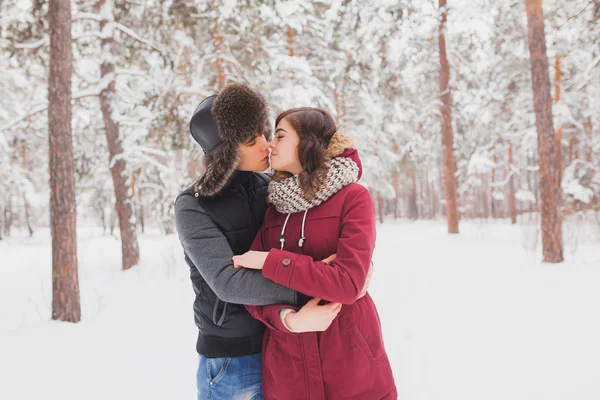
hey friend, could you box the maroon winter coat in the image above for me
[246,149,397,399]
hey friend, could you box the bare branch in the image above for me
[556,0,598,33]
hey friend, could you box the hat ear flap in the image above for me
[194,144,240,197]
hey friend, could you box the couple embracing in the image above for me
[175,83,397,400]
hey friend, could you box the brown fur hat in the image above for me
[212,83,272,144]
[193,83,270,197]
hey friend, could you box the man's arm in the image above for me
[175,194,297,306]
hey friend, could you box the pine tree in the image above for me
[48,0,81,322]
[524,0,564,263]
[438,0,460,233]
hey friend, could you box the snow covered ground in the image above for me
[1,218,600,400]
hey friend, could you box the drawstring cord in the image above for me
[279,210,309,250]
[279,214,292,250]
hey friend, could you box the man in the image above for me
[175,84,339,400]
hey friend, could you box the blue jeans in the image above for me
[197,353,263,400]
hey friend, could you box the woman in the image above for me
[232,108,397,399]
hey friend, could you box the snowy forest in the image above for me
[1,0,600,398]
[0,0,600,241]
[2,0,599,253]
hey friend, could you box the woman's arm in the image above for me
[244,238,342,334]
[236,187,375,305]
[246,298,341,334]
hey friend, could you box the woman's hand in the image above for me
[285,298,341,333]
[232,251,269,270]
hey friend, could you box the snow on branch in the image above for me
[14,37,48,50]
[72,13,105,22]
[73,31,107,41]
[0,77,117,134]
[73,73,116,98]
[115,23,166,53]
[0,103,48,133]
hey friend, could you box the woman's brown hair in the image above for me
[273,107,337,199]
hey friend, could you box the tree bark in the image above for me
[554,54,563,199]
[211,0,226,89]
[481,173,490,219]
[287,25,295,57]
[23,193,34,237]
[4,195,12,236]
[48,0,81,322]
[138,186,145,234]
[524,0,564,263]
[377,192,384,224]
[438,0,460,233]
[98,0,140,270]
[585,118,593,164]
[508,141,517,224]
[491,154,497,219]
[392,140,400,219]
[407,167,418,220]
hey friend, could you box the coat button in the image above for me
[282,257,291,266]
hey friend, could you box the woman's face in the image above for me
[269,117,303,175]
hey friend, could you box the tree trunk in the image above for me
[131,167,143,232]
[481,173,490,219]
[430,173,439,219]
[110,208,117,236]
[20,139,34,236]
[392,140,400,219]
[585,118,593,164]
[4,195,12,236]
[525,0,564,263]
[554,54,563,200]
[377,192,384,224]
[48,0,81,322]
[139,187,145,234]
[101,206,107,235]
[526,154,536,217]
[407,167,418,220]
[23,193,34,237]
[491,154,497,219]
[424,169,432,219]
[211,0,226,89]
[438,0,460,233]
[98,0,140,270]
[508,141,517,224]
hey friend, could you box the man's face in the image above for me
[237,134,270,172]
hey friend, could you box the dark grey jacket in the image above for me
[175,172,299,357]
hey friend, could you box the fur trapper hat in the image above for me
[190,83,271,197]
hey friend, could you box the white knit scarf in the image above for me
[268,157,359,214]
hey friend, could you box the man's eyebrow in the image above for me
[245,135,259,144]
